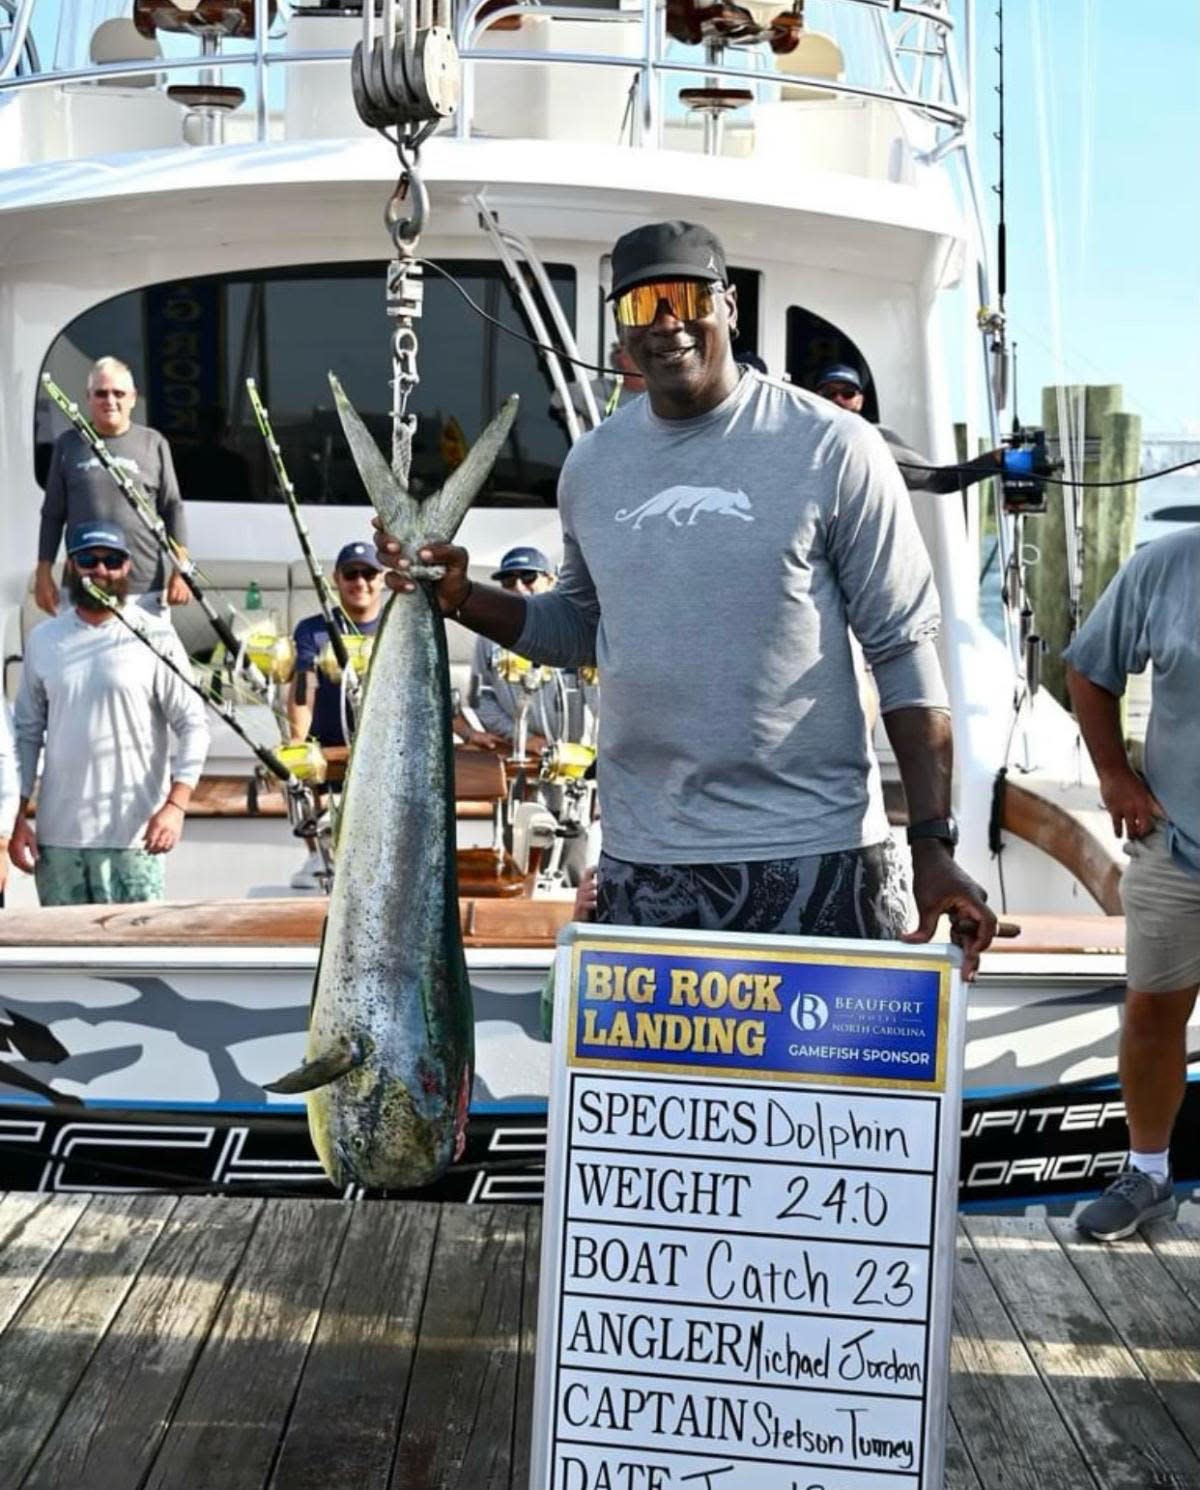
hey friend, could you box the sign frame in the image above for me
[531,922,966,1490]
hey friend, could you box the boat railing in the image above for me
[0,0,968,158]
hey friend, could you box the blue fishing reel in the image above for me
[1001,427,1057,514]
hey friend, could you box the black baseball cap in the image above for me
[335,541,381,572]
[609,221,728,299]
[815,363,865,393]
[491,546,553,580]
[66,520,130,556]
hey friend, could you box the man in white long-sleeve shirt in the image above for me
[0,703,18,907]
[9,521,209,906]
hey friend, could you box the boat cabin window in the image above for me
[37,261,578,508]
[785,305,878,422]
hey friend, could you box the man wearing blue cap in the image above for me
[288,541,388,755]
[468,547,572,754]
[815,364,1004,495]
[9,521,209,905]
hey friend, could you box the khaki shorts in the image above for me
[1120,824,1200,993]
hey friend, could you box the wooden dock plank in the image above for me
[964,1215,1200,1490]
[1050,1217,1200,1462]
[949,1224,1098,1489]
[19,1196,262,1490]
[510,1208,541,1490]
[1146,1219,1200,1314]
[268,1201,440,1490]
[391,1205,529,1490]
[0,1193,89,1335]
[944,1411,985,1490]
[142,1198,351,1490]
[0,1194,177,1488]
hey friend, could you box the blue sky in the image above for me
[959,0,1200,433]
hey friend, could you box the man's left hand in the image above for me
[166,571,191,606]
[901,843,997,980]
[145,802,185,854]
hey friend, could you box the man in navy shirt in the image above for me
[288,541,386,751]
[287,541,385,888]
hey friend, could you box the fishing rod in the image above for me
[245,377,357,676]
[80,579,303,792]
[41,372,272,698]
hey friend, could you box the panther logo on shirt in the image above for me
[614,484,754,531]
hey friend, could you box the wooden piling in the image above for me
[1030,385,1135,705]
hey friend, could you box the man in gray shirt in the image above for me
[36,357,191,615]
[1065,529,1200,1240]
[10,520,209,906]
[382,220,996,975]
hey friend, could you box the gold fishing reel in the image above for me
[243,627,296,684]
[541,741,596,784]
[318,632,375,683]
[277,740,329,784]
[577,665,599,687]
[495,650,553,689]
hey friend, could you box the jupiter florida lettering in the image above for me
[530,926,965,1490]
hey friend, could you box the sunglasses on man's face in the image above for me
[499,571,540,588]
[340,567,379,583]
[820,384,862,401]
[89,388,131,401]
[613,280,723,329]
[73,551,127,571]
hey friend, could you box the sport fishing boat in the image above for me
[0,0,1195,1206]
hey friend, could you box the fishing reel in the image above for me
[241,627,296,685]
[318,632,375,684]
[1000,427,1058,515]
[495,651,554,691]
[540,741,596,786]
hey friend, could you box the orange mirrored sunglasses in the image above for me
[613,279,722,328]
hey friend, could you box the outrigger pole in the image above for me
[40,372,269,692]
[245,377,356,676]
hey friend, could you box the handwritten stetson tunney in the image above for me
[531,923,965,1490]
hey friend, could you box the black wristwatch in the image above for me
[906,816,959,849]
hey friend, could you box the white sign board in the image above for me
[531,925,965,1490]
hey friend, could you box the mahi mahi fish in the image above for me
[265,375,519,1189]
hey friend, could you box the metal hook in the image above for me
[385,156,429,248]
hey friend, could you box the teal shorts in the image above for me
[34,846,165,907]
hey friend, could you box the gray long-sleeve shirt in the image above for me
[1063,528,1200,878]
[39,426,187,597]
[516,371,947,864]
[15,608,209,849]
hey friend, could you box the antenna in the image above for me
[994,0,1007,313]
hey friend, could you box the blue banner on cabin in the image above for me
[143,279,223,446]
[571,944,945,1088]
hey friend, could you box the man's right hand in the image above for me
[1098,764,1164,839]
[373,520,471,616]
[8,818,38,873]
[34,563,59,616]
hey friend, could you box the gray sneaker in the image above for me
[1076,1167,1176,1241]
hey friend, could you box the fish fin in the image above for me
[424,395,520,542]
[263,1037,365,1094]
[328,373,418,535]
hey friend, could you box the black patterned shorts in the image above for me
[596,841,910,941]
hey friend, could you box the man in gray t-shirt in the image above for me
[1064,529,1200,1240]
[36,357,191,615]
[379,220,996,975]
